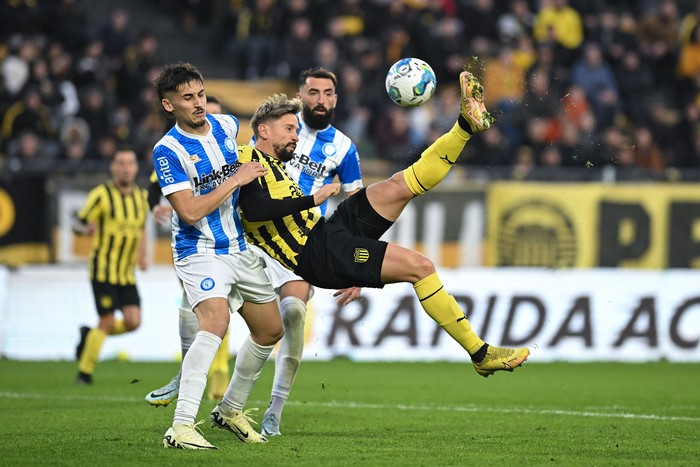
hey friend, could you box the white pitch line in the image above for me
[1,392,698,423]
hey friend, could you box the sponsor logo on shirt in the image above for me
[156,155,175,184]
[193,163,239,191]
[289,153,328,178]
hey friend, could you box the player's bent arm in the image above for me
[239,181,316,222]
[314,183,341,205]
[167,162,267,225]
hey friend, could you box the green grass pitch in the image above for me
[1,359,698,465]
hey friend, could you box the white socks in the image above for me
[267,296,307,418]
[173,330,221,425]
[178,291,198,359]
[221,335,275,413]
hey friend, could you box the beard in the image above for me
[275,142,296,162]
[302,104,334,130]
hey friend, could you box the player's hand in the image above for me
[152,204,172,227]
[138,257,149,271]
[333,287,362,305]
[313,183,341,206]
[233,162,268,186]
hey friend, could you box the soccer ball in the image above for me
[385,58,437,107]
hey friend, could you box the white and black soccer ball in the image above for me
[385,58,437,107]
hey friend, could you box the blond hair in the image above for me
[250,94,302,138]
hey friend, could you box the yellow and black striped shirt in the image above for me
[237,145,320,271]
[77,181,149,285]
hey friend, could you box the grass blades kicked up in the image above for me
[1,360,698,466]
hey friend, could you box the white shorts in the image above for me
[174,250,277,312]
[248,244,314,298]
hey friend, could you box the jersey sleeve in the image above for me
[77,185,104,224]
[336,142,363,192]
[152,143,191,196]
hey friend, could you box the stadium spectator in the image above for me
[1,86,55,146]
[570,43,621,128]
[6,130,58,173]
[533,0,584,65]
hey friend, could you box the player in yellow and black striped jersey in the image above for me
[237,144,322,272]
[74,147,149,385]
[239,83,530,380]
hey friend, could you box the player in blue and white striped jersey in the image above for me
[254,68,364,437]
[286,69,363,215]
[152,62,281,450]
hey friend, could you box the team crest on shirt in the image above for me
[188,154,201,163]
[200,277,215,291]
[100,295,113,309]
[322,143,337,157]
[224,137,236,153]
[353,248,369,263]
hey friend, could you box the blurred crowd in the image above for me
[2,0,700,181]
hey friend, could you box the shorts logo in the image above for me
[322,143,337,157]
[353,248,370,263]
[224,137,236,153]
[100,295,113,309]
[200,277,215,291]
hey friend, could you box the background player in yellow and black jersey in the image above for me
[74,147,149,384]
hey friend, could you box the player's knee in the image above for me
[257,325,284,346]
[408,253,436,282]
[280,296,307,331]
[390,171,416,200]
[125,317,141,331]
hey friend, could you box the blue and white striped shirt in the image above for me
[252,112,363,216]
[152,114,246,260]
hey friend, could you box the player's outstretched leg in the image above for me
[402,70,493,196]
[472,346,530,377]
[413,271,529,377]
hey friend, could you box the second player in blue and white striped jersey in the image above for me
[153,112,245,260]
[287,112,361,215]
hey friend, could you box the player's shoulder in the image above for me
[237,144,254,161]
[208,113,239,130]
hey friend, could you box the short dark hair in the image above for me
[207,95,220,105]
[298,67,337,90]
[111,146,137,162]
[153,62,204,100]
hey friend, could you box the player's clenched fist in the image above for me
[313,183,340,206]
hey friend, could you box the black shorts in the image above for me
[295,188,393,289]
[91,280,141,316]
